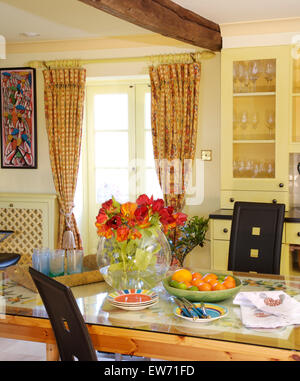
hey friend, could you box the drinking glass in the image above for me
[248,60,261,91]
[252,112,259,129]
[264,61,275,90]
[240,111,248,132]
[265,110,275,136]
[67,249,83,275]
[49,249,65,277]
[252,162,259,178]
[32,248,49,276]
[237,62,246,92]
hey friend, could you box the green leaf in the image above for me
[134,248,153,271]
[111,196,121,212]
[108,263,123,272]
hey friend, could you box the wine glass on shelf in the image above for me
[238,160,245,177]
[264,61,275,90]
[239,111,248,137]
[237,62,246,92]
[252,111,259,130]
[265,110,275,137]
[253,161,259,178]
[248,60,261,92]
[266,160,275,178]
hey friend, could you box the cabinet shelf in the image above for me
[233,92,276,97]
[233,140,275,143]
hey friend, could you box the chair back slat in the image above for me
[228,202,285,274]
[29,266,97,361]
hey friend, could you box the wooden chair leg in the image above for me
[46,343,59,361]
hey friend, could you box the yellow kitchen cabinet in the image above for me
[221,46,290,209]
[290,49,300,151]
[211,240,229,271]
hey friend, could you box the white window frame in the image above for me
[81,76,161,254]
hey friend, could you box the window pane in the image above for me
[145,92,151,130]
[145,130,155,167]
[145,168,163,199]
[96,168,129,204]
[94,93,128,130]
[95,131,128,168]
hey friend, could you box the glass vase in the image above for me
[96,228,171,290]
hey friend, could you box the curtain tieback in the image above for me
[60,204,76,249]
[60,204,75,227]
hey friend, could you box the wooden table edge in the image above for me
[0,314,299,361]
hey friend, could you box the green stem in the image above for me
[120,242,128,286]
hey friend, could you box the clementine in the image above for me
[197,282,212,291]
[211,281,226,291]
[224,275,235,283]
[222,280,235,289]
[191,278,204,288]
[201,273,218,283]
[192,272,202,280]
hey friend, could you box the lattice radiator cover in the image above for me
[0,207,43,265]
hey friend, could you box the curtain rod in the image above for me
[28,50,215,69]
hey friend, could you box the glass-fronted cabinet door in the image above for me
[292,56,300,145]
[221,46,289,195]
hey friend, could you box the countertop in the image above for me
[209,207,300,223]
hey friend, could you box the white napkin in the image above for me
[233,291,300,328]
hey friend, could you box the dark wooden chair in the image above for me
[0,230,20,269]
[228,201,285,274]
[29,266,98,361]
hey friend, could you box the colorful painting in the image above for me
[0,67,37,168]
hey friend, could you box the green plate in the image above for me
[162,274,242,302]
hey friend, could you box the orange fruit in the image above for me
[192,272,202,280]
[211,281,226,291]
[222,278,236,289]
[183,281,192,288]
[191,278,204,288]
[224,275,235,283]
[222,280,235,289]
[201,273,218,283]
[171,269,193,283]
[207,277,219,285]
[197,282,212,291]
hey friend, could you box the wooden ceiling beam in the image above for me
[78,0,222,51]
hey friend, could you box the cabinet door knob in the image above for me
[297,232,300,237]
[272,199,277,204]
[230,198,235,203]
[279,183,284,188]
[223,228,228,233]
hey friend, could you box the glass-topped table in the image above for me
[0,269,300,361]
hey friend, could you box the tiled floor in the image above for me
[0,337,157,361]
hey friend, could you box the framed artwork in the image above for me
[0,67,37,168]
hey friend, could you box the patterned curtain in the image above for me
[149,63,201,266]
[149,63,201,212]
[43,68,86,249]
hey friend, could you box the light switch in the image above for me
[201,150,212,161]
